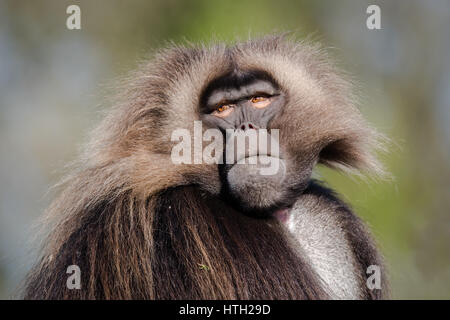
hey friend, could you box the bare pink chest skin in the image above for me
[273,208,290,224]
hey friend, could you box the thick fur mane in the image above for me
[24,185,328,299]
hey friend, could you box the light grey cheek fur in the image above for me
[287,195,363,299]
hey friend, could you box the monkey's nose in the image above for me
[239,122,258,131]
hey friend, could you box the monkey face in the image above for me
[199,70,313,218]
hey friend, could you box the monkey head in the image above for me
[108,36,384,219]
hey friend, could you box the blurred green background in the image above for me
[0,0,449,299]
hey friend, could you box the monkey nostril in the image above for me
[240,122,257,131]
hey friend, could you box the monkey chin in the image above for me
[225,156,289,219]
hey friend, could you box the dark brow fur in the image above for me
[200,70,279,112]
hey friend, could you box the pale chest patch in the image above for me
[287,196,363,299]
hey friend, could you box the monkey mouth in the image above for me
[234,154,280,164]
[231,148,281,163]
[230,155,286,177]
[225,156,287,215]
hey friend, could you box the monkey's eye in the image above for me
[250,96,271,109]
[211,104,235,118]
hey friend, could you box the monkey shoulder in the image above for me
[287,180,387,299]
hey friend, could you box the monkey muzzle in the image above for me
[226,155,286,209]
[224,129,287,212]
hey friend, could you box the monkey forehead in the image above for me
[206,80,277,106]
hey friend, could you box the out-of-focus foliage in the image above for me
[0,0,449,299]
